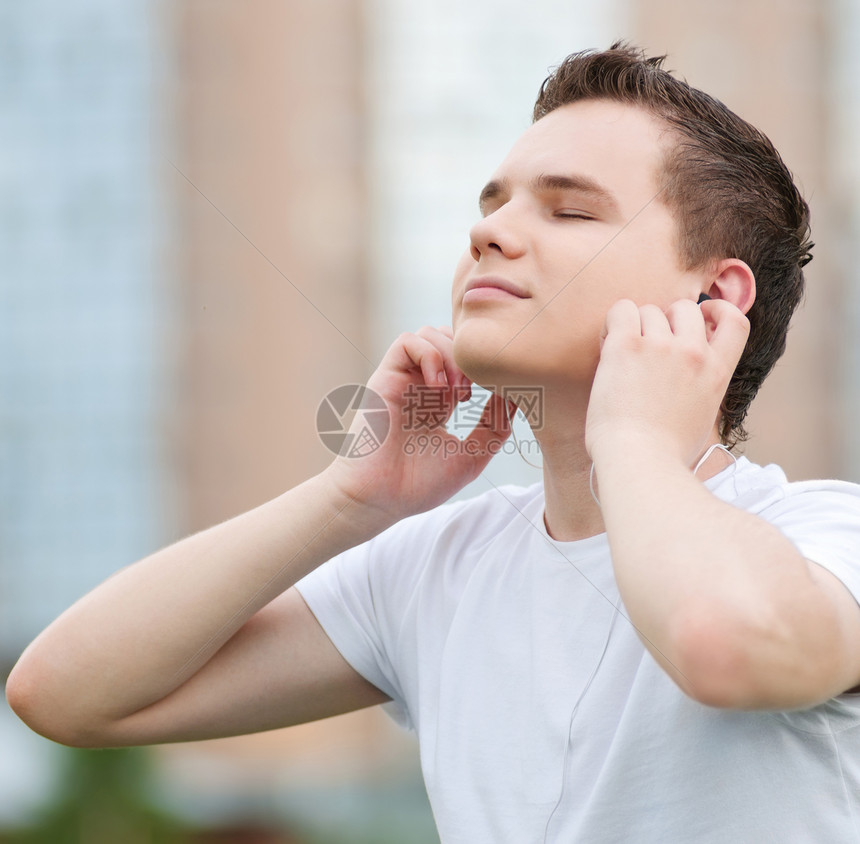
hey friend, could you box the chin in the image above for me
[452,321,539,391]
[453,318,597,392]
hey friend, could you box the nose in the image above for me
[468,203,526,262]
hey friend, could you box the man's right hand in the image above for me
[325,325,512,523]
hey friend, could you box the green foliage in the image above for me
[6,746,185,844]
[0,745,437,843]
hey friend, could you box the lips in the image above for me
[464,276,529,299]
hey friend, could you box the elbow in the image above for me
[667,601,772,709]
[6,661,111,749]
[6,663,62,743]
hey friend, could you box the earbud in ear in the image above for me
[697,293,711,305]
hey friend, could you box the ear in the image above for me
[704,259,756,315]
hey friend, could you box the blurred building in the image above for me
[0,0,173,832]
[0,0,167,673]
[2,0,860,840]
[634,0,856,479]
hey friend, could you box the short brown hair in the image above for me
[534,43,813,446]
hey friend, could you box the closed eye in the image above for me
[554,210,595,220]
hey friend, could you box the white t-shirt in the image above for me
[296,458,860,843]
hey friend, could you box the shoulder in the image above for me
[300,481,545,598]
[714,457,860,600]
[374,481,545,562]
[438,481,545,529]
[709,457,860,518]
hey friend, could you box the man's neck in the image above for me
[531,394,727,543]
[527,389,605,542]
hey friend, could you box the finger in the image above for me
[457,379,473,404]
[463,391,511,453]
[437,324,473,397]
[639,304,672,338]
[417,325,470,395]
[701,300,750,360]
[601,299,641,346]
[384,332,449,386]
[416,326,454,385]
[416,325,453,349]
[665,298,705,339]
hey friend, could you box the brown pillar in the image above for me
[171,0,373,532]
[165,0,406,777]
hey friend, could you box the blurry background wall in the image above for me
[634,0,854,479]
[2,0,859,841]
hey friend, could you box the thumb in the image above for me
[462,392,512,455]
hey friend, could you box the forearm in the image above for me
[592,436,836,707]
[8,468,393,730]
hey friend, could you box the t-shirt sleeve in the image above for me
[754,481,860,720]
[761,480,860,606]
[294,484,543,732]
[722,474,860,720]
[294,498,472,731]
[295,531,412,728]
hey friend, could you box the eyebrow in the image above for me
[478,173,619,214]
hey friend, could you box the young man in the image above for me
[8,44,860,841]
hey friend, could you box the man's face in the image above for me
[451,99,704,390]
